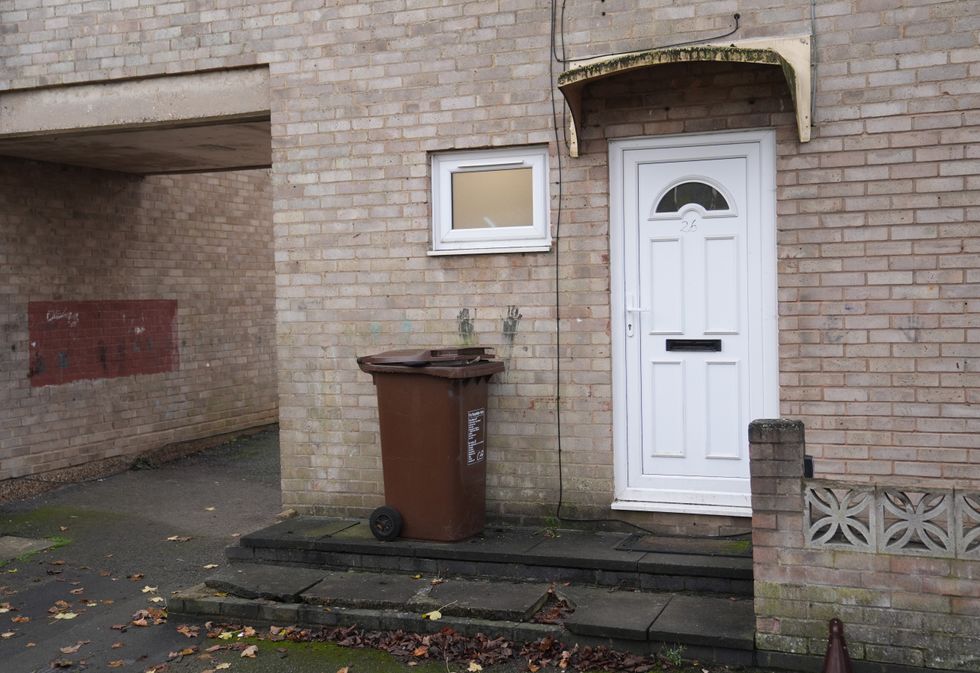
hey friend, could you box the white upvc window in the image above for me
[429,146,551,255]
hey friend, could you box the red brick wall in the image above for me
[0,159,277,481]
[28,300,179,386]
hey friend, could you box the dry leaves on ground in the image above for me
[202,622,683,673]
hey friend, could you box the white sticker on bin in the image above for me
[466,408,486,465]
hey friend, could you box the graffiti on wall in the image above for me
[28,300,178,387]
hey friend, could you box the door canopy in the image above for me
[557,36,811,157]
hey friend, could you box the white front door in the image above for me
[610,131,778,516]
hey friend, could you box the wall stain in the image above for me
[457,308,475,346]
[503,305,522,343]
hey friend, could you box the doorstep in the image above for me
[170,564,756,666]
[228,517,753,596]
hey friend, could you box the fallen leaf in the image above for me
[177,624,199,638]
[241,645,258,658]
[1,631,15,639]
[218,631,235,640]
[242,626,256,638]
[215,665,231,671]
[127,574,143,581]
[423,610,442,620]
[60,644,82,654]
[468,663,483,672]
[141,586,158,594]
[336,668,349,673]
[51,659,73,668]
[111,642,124,649]
[205,507,216,511]
[412,645,429,657]
[0,603,11,613]
[49,560,66,566]
[149,597,165,604]
[107,661,125,668]
[413,574,422,579]
[430,578,446,586]
[203,564,219,570]
[165,536,192,543]
[6,569,17,574]
[205,644,222,653]
[11,616,29,623]
[59,526,69,532]
[69,588,85,595]
[53,612,78,620]
[26,641,36,647]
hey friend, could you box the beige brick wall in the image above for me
[0,158,277,481]
[0,0,977,521]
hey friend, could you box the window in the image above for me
[655,181,730,213]
[430,146,551,255]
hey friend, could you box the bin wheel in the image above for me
[369,506,402,541]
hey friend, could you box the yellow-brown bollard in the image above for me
[822,618,854,673]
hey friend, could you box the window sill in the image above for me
[427,245,552,256]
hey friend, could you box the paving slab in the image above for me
[560,586,671,641]
[205,564,326,601]
[616,533,752,557]
[407,526,547,563]
[522,531,646,571]
[301,570,425,609]
[409,578,550,621]
[647,594,755,650]
[240,518,358,549]
[0,535,54,561]
[315,521,414,556]
[636,552,753,579]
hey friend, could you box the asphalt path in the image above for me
[0,428,281,673]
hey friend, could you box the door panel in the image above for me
[611,132,777,515]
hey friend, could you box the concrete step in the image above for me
[170,563,756,666]
[227,517,753,597]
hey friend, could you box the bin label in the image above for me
[466,408,486,465]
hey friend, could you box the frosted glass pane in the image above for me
[656,181,729,213]
[452,167,533,229]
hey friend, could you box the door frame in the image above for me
[609,129,779,516]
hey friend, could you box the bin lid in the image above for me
[357,347,505,378]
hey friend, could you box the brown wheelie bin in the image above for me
[356,347,504,542]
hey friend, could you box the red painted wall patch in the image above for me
[28,300,179,387]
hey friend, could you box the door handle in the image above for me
[625,304,648,338]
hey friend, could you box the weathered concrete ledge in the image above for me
[0,67,270,138]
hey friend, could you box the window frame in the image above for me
[429,146,551,255]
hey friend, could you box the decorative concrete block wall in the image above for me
[750,419,980,671]
[0,159,277,486]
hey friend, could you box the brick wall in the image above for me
[750,420,980,670]
[0,1,977,522]
[0,158,277,482]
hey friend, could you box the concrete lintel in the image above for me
[0,67,270,138]
[558,36,812,156]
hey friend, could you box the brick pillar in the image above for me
[749,419,807,653]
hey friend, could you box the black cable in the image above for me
[552,12,741,65]
[547,1,750,540]
[548,0,565,524]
